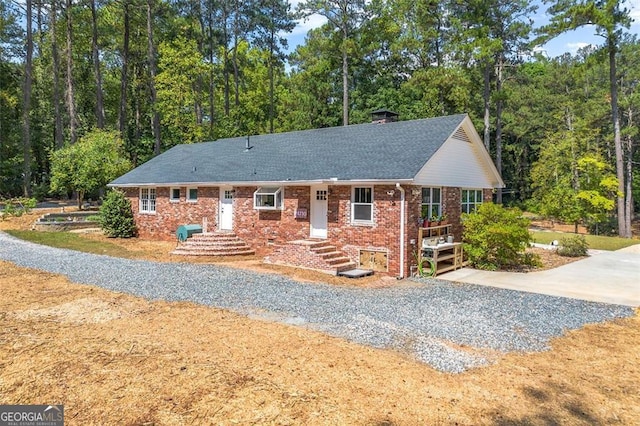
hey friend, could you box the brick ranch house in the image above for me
[109,111,503,278]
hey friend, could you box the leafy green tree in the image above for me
[462,203,536,270]
[156,36,208,148]
[50,129,132,208]
[539,0,632,237]
[99,189,137,237]
[252,0,296,133]
[297,0,368,126]
[451,0,537,203]
[530,117,618,232]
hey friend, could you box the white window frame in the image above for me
[351,186,374,224]
[187,187,198,202]
[421,187,442,220]
[170,187,180,203]
[462,189,483,214]
[139,187,156,214]
[253,186,283,210]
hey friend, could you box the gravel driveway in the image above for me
[0,231,633,373]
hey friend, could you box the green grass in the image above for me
[530,231,640,251]
[5,230,132,257]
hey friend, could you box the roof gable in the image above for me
[110,114,492,186]
[413,116,504,188]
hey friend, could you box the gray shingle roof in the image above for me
[110,114,467,186]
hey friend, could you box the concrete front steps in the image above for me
[264,239,357,275]
[171,232,255,256]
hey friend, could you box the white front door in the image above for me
[219,187,234,230]
[310,185,328,238]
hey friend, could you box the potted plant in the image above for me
[440,214,449,226]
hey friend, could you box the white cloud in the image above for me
[291,13,328,36]
[566,42,592,53]
[629,0,640,23]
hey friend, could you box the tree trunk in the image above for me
[341,19,350,127]
[90,0,105,128]
[608,39,630,238]
[495,54,504,204]
[624,106,634,237]
[207,5,215,133]
[22,0,33,197]
[65,0,79,144]
[483,60,491,151]
[232,0,240,109]
[146,0,162,156]
[51,0,64,149]
[222,6,230,116]
[268,30,275,134]
[118,0,130,138]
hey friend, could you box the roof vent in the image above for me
[245,136,253,151]
[371,109,399,124]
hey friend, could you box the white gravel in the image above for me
[0,231,633,373]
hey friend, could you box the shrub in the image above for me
[557,235,589,257]
[98,189,137,238]
[462,203,536,270]
[586,216,618,236]
[0,197,37,219]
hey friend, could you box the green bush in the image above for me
[462,203,536,270]
[98,189,137,238]
[557,235,589,257]
[586,216,618,236]
[1,197,37,219]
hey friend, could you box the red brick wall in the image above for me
[234,186,311,253]
[124,186,219,241]
[329,185,402,276]
[124,184,488,277]
[443,187,463,240]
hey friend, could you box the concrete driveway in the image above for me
[439,245,640,307]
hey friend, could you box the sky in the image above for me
[285,0,640,58]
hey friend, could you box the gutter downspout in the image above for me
[396,183,405,279]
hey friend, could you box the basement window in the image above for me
[187,187,198,202]
[254,186,283,210]
[170,187,180,202]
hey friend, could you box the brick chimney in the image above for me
[371,109,399,124]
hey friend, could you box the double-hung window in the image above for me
[352,187,373,223]
[254,186,283,210]
[421,187,441,219]
[461,189,483,214]
[140,188,156,213]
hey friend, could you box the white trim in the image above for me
[219,186,234,230]
[351,186,374,224]
[310,185,328,238]
[461,188,484,214]
[412,116,505,189]
[187,186,198,202]
[420,187,442,220]
[169,187,180,203]
[397,183,406,278]
[108,179,415,188]
[254,186,283,210]
[139,187,156,214]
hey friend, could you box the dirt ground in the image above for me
[0,208,583,287]
[1,209,639,424]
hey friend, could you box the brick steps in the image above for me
[265,239,357,275]
[172,232,255,257]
